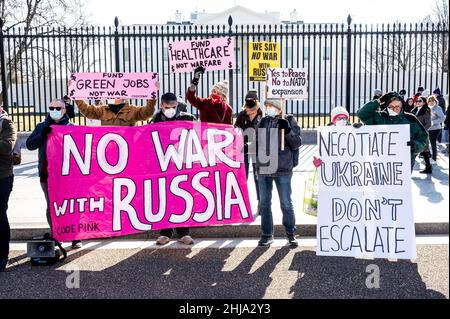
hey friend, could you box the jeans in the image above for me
[444,129,449,144]
[429,129,441,161]
[258,175,296,237]
[159,227,190,238]
[40,182,52,234]
[0,176,14,260]
[244,153,259,201]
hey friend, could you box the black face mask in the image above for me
[108,103,125,114]
[245,100,257,108]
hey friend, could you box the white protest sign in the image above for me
[316,124,416,260]
[266,67,308,99]
[69,72,159,100]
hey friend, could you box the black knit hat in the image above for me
[245,90,259,101]
[380,91,406,110]
[161,92,178,103]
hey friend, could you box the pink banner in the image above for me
[47,122,253,242]
[168,37,235,73]
[69,72,159,100]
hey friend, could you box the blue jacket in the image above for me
[26,115,73,182]
[255,114,302,176]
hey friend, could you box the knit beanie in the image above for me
[330,106,349,124]
[213,80,229,98]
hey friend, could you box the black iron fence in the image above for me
[0,15,448,131]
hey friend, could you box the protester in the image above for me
[357,92,428,172]
[427,95,445,163]
[72,81,159,126]
[186,66,233,124]
[63,95,75,119]
[412,86,424,104]
[26,100,82,248]
[328,106,350,126]
[405,97,415,113]
[151,93,197,246]
[410,96,432,174]
[255,98,302,247]
[372,88,382,100]
[444,102,450,154]
[399,89,407,101]
[433,87,447,114]
[0,106,16,271]
[235,89,263,206]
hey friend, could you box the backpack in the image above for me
[286,115,300,167]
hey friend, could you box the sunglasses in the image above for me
[49,107,62,111]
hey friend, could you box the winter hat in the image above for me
[330,106,349,124]
[245,89,259,101]
[161,92,178,103]
[373,88,382,97]
[399,89,406,95]
[433,87,441,95]
[264,98,283,110]
[213,80,229,98]
[422,89,430,97]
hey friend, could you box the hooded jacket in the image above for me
[357,100,429,166]
[26,115,73,182]
[0,112,17,179]
[75,99,156,126]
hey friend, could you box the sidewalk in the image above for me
[8,142,449,240]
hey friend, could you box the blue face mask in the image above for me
[266,108,278,117]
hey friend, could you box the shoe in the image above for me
[178,235,194,245]
[419,165,432,174]
[71,240,83,249]
[156,235,171,245]
[287,234,299,247]
[0,258,7,272]
[258,236,274,247]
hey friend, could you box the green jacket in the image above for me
[357,100,429,164]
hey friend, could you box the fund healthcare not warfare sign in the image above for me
[316,125,416,260]
[47,122,253,241]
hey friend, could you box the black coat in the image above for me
[234,108,263,154]
[150,110,196,123]
[255,114,302,177]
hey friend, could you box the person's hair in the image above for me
[417,96,427,104]
[406,97,414,105]
[427,95,437,104]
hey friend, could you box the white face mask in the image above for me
[163,108,177,119]
[266,108,278,117]
[387,108,399,116]
[49,110,63,121]
[335,119,348,126]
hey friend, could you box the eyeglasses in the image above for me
[415,100,423,103]
[49,107,62,111]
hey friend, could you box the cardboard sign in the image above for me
[316,125,416,260]
[249,42,280,81]
[47,122,253,241]
[266,68,308,99]
[168,37,235,73]
[69,72,159,100]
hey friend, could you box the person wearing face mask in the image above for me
[186,66,233,124]
[328,107,350,127]
[411,96,432,173]
[426,95,445,163]
[0,105,17,271]
[150,92,196,246]
[71,81,159,126]
[235,90,263,207]
[357,92,429,173]
[255,99,302,247]
[25,100,82,249]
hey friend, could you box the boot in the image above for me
[419,164,432,174]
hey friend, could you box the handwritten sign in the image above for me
[168,37,235,73]
[69,72,159,100]
[266,68,308,99]
[316,125,416,260]
[249,42,280,81]
[47,122,253,241]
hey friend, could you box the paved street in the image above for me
[1,236,448,299]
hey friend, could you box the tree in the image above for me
[0,0,90,108]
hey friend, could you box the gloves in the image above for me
[41,125,52,137]
[407,140,416,153]
[352,122,363,128]
[277,118,291,134]
[191,66,205,86]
